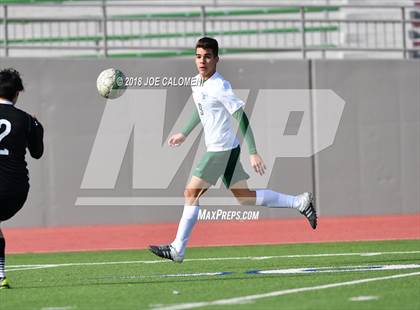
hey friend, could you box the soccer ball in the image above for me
[96,68,126,99]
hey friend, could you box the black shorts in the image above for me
[0,192,28,222]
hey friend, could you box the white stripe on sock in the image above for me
[0,257,5,278]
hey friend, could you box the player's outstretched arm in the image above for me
[232,108,266,175]
[27,115,44,159]
[168,109,201,147]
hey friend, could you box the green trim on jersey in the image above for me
[181,109,200,137]
[232,108,257,155]
[193,146,249,188]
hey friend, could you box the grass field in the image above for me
[1,240,420,310]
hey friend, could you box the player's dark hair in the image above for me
[0,68,24,101]
[196,37,219,57]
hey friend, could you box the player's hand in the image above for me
[250,154,266,176]
[168,133,186,147]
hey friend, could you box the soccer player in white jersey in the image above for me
[149,37,317,262]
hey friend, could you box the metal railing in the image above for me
[0,1,419,58]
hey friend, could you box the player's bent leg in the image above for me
[149,177,210,263]
[230,180,256,205]
[230,180,317,229]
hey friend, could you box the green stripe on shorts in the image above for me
[193,146,250,188]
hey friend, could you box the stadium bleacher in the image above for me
[0,0,418,58]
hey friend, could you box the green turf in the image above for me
[1,240,420,310]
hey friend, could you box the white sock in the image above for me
[256,189,300,209]
[171,205,200,257]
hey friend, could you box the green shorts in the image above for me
[193,146,250,188]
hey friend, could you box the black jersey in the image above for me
[0,103,43,195]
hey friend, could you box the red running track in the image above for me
[3,214,420,254]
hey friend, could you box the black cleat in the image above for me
[149,244,183,263]
[297,192,318,229]
[300,202,317,229]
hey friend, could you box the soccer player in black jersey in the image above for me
[0,68,44,289]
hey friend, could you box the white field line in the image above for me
[6,250,420,272]
[349,295,379,301]
[95,272,229,281]
[7,265,58,272]
[151,271,420,310]
[253,264,420,274]
[93,264,420,281]
[41,307,75,310]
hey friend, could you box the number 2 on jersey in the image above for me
[0,119,11,155]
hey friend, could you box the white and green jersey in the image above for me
[191,72,245,152]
